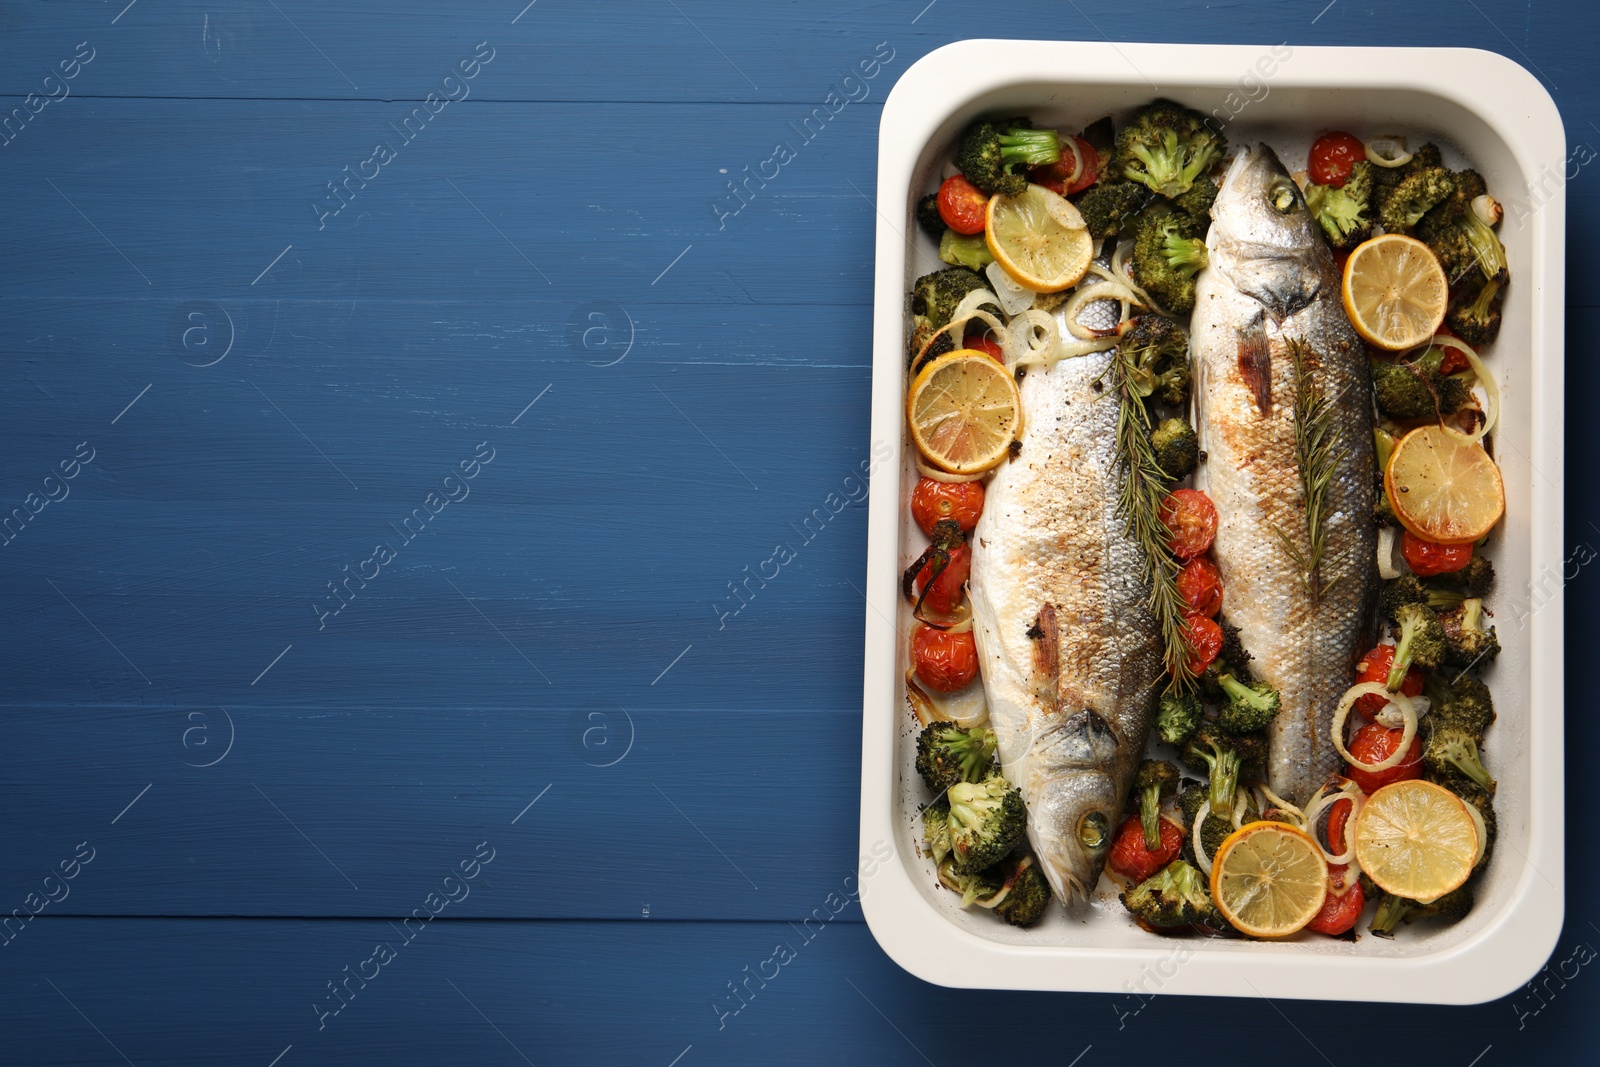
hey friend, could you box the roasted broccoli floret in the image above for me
[1185,735,1241,815]
[1217,673,1281,734]
[1369,142,1444,200]
[946,774,1027,873]
[1439,597,1500,671]
[956,117,1061,197]
[1176,781,1207,828]
[1436,554,1495,598]
[1445,271,1505,346]
[915,721,998,794]
[1074,181,1146,239]
[1135,759,1182,851]
[1378,166,1456,234]
[1118,314,1191,406]
[1370,883,1475,936]
[1132,204,1208,313]
[1423,721,1496,792]
[1197,617,1254,702]
[1113,101,1227,200]
[1172,176,1218,221]
[910,267,990,360]
[915,192,945,238]
[1416,170,1499,283]
[922,800,951,864]
[1156,690,1204,747]
[937,855,1007,907]
[1370,350,1470,420]
[1151,417,1199,478]
[1378,575,1429,623]
[995,854,1054,927]
[1121,859,1220,929]
[937,229,994,271]
[1305,160,1375,251]
[1388,602,1447,686]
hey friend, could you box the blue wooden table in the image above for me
[0,1,1594,1063]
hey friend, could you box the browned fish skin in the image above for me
[968,349,1165,902]
[1191,144,1378,805]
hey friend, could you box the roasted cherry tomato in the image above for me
[1307,863,1365,936]
[911,479,985,536]
[915,543,970,615]
[1029,135,1099,195]
[1160,489,1218,559]
[1352,644,1423,718]
[1176,557,1223,617]
[1344,721,1423,793]
[1326,797,1354,855]
[937,174,989,235]
[1182,613,1224,675]
[1309,131,1366,188]
[1433,326,1471,374]
[964,329,1005,362]
[1107,814,1184,884]
[912,624,978,692]
[1400,531,1473,577]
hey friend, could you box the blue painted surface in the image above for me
[0,0,1595,1062]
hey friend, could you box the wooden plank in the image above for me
[0,915,1571,1065]
[0,357,877,708]
[0,705,870,918]
[0,98,892,305]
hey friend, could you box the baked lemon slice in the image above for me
[1354,780,1480,903]
[985,184,1093,293]
[1209,821,1329,938]
[1341,234,1449,351]
[906,350,1022,475]
[1386,424,1505,544]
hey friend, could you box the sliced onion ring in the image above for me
[1256,783,1306,827]
[1012,335,1116,369]
[1367,136,1413,168]
[1009,309,1061,361]
[984,263,1035,316]
[1059,135,1084,187]
[1302,782,1364,865]
[1432,334,1499,443]
[1377,526,1401,580]
[915,454,987,483]
[1193,799,1215,877]
[1331,682,1418,772]
[1466,800,1488,867]
[1061,285,1125,340]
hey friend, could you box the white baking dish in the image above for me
[858,40,1565,1004]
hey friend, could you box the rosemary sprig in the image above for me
[1279,338,1347,601]
[1107,341,1195,690]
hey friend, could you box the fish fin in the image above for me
[1237,314,1273,415]
[1027,603,1059,697]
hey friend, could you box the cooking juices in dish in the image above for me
[901,103,1508,941]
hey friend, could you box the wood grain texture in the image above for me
[0,0,1597,1062]
[2,918,1585,1066]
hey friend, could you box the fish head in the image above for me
[1028,767,1120,903]
[1209,143,1328,322]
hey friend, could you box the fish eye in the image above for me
[1268,180,1299,214]
[1077,811,1110,851]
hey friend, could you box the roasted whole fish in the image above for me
[1191,144,1378,805]
[968,349,1165,902]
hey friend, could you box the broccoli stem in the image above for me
[1218,673,1267,710]
[1193,740,1240,815]
[1388,616,1422,689]
[1371,893,1415,936]
[1463,214,1507,279]
[997,127,1061,167]
[1140,784,1163,851]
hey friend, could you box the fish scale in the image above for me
[1191,144,1378,805]
[969,348,1164,903]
